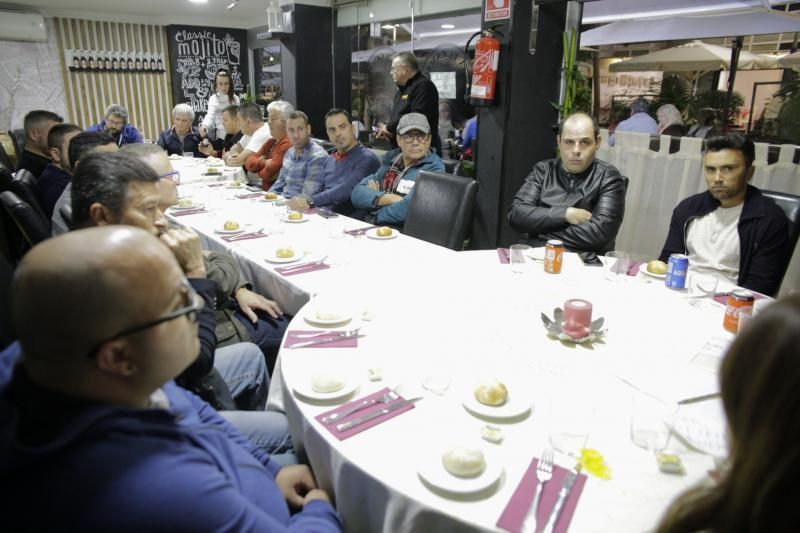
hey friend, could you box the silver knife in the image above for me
[335,397,420,432]
[541,469,579,533]
[287,333,363,350]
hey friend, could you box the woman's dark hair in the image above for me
[213,68,235,101]
[656,294,800,532]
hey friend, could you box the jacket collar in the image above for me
[696,184,765,222]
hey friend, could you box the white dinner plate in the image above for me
[226,183,246,190]
[293,379,357,402]
[168,154,183,161]
[462,386,534,419]
[303,309,353,327]
[366,228,398,240]
[638,263,666,279]
[282,216,309,223]
[265,252,302,264]
[418,446,503,495]
[260,196,281,203]
[169,201,204,210]
[214,225,246,235]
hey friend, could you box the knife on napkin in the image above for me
[541,468,579,533]
[287,331,363,349]
[335,397,420,432]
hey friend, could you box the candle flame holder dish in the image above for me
[541,307,607,344]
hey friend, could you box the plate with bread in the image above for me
[366,227,398,240]
[265,247,302,264]
[639,260,668,279]
[214,220,247,235]
[418,444,503,494]
[303,306,352,327]
[462,379,534,419]
[293,373,357,401]
[170,198,203,210]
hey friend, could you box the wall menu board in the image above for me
[166,25,249,122]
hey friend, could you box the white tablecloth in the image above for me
[168,192,732,533]
[170,155,245,185]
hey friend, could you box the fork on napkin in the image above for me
[283,330,359,349]
[222,231,268,242]
[275,260,330,276]
[236,192,265,199]
[344,225,377,236]
[170,208,208,217]
[314,387,417,440]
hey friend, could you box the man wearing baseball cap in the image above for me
[351,113,444,227]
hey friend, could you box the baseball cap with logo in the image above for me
[397,113,430,135]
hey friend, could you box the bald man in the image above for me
[0,226,341,531]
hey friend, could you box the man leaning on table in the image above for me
[268,110,330,199]
[659,134,791,297]
[508,112,626,254]
[224,102,271,168]
[286,108,380,214]
[351,113,444,227]
[0,226,342,532]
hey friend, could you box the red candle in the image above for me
[563,299,593,335]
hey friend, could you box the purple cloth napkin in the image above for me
[284,330,358,348]
[221,232,268,242]
[345,225,377,236]
[315,387,415,441]
[713,291,768,305]
[171,208,208,217]
[206,182,225,188]
[497,457,587,533]
[306,207,320,215]
[275,262,331,277]
[236,192,265,199]
[626,261,643,276]
[497,248,510,264]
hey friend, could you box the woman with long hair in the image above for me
[656,104,685,136]
[657,295,800,532]
[200,68,240,142]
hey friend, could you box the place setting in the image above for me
[365,226,398,240]
[417,440,505,497]
[461,378,535,421]
[314,386,421,440]
[266,247,332,276]
[167,198,207,217]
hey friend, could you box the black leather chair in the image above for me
[0,191,50,261]
[10,169,48,224]
[403,170,478,251]
[0,251,14,350]
[442,158,458,175]
[762,189,800,290]
[59,203,73,230]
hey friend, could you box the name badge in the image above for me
[396,179,415,195]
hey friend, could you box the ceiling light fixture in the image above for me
[441,24,455,29]
[188,0,208,4]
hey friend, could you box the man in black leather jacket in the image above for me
[508,113,626,254]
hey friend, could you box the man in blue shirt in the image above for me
[287,108,380,214]
[269,110,330,199]
[86,103,143,147]
[609,98,657,146]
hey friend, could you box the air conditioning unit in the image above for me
[0,11,46,42]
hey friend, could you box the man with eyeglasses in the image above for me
[351,113,444,227]
[508,112,626,255]
[376,52,441,155]
[659,134,791,296]
[86,103,143,147]
[0,226,342,531]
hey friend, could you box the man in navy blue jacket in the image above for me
[0,226,342,531]
[157,103,205,157]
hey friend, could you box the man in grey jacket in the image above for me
[508,112,626,254]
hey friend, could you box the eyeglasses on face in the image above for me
[86,278,202,359]
[399,132,429,143]
[159,170,180,183]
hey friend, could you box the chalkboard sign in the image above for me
[166,25,249,123]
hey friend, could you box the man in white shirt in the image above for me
[224,103,270,168]
[659,134,792,296]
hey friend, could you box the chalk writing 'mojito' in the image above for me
[176,32,240,64]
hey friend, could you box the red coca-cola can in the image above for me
[723,289,755,333]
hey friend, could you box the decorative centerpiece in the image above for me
[541,301,606,343]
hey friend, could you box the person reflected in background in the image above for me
[656,104,685,137]
[656,294,800,533]
[609,98,658,146]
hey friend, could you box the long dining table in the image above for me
[167,157,735,533]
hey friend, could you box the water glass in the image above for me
[509,244,531,273]
[630,391,677,451]
[687,272,719,298]
[603,251,630,281]
[549,395,594,456]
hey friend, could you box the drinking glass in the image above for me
[603,251,630,281]
[548,394,594,456]
[736,306,754,333]
[630,391,678,451]
[509,244,531,273]
[687,272,719,298]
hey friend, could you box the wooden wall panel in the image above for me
[54,17,173,142]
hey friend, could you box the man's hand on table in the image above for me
[275,465,331,509]
[565,207,592,225]
[286,196,311,211]
[161,228,206,278]
[235,287,282,321]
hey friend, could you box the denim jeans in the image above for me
[214,342,269,411]
[232,308,289,376]
[221,410,296,463]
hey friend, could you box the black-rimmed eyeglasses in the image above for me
[86,278,202,358]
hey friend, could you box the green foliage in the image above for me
[653,75,690,113]
[554,30,580,118]
[685,90,744,123]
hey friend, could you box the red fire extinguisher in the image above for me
[469,30,500,107]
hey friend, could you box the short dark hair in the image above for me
[238,103,263,123]
[325,108,351,123]
[72,151,159,228]
[23,110,63,135]
[704,134,755,168]
[47,123,82,151]
[558,112,600,139]
[630,98,650,115]
[392,52,419,71]
[223,104,239,118]
[68,132,116,171]
[285,111,310,126]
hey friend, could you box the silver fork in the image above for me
[279,255,329,272]
[287,328,362,349]
[321,389,398,424]
[225,230,265,241]
[521,447,554,533]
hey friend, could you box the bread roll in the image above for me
[223,220,240,231]
[315,309,343,321]
[647,260,668,275]
[474,380,508,407]
[442,447,486,478]
[178,198,193,208]
[311,375,344,394]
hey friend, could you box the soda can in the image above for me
[665,254,689,289]
[544,239,564,274]
[723,289,755,333]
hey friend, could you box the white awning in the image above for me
[609,40,779,72]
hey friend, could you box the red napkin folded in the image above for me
[171,208,208,217]
[497,248,510,264]
[315,387,415,441]
[626,261,643,276]
[275,262,331,277]
[497,457,587,533]
[283,330,358,349]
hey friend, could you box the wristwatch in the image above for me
[306,197,315,207]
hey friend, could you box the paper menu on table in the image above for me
[690,336,733,374]
[672,399,729,457]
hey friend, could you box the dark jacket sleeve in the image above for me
[177,278,217,385]
[740,208,791,296]
[203,252,243,300]
[508,162,571,235]
[658,204,687,263]
[557,172,626,252]
[156,131,169,152]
